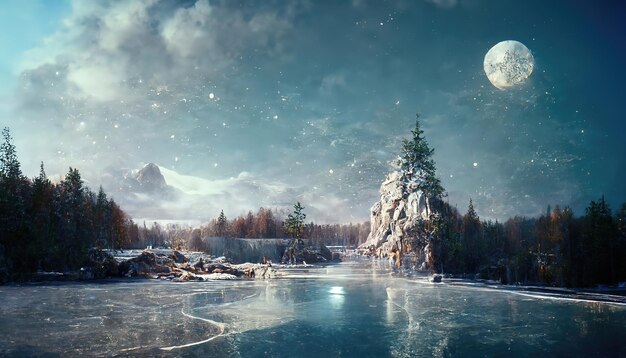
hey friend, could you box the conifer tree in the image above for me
[216,209,228,237]
[397,114,445,200]
[0,127,22,180]
[0,127,27,271]
[583,196,615,285]
[284,202,306,239]
[462,198,483,272]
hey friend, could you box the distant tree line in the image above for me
[137,204,371,251]
[431,197,626,287]
[7,120,623,288]
[0,128,139,279]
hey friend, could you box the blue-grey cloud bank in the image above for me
[1,0,624,223]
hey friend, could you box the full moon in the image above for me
[484,40,534,90]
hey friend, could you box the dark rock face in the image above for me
[202,263,243,277]
[170,250,187,264]
[281,239,333,264]
[79,249,121,280]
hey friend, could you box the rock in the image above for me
[172,270,201,282]
[358,170,434,270]
[118,250,173,278]
[201,273,238,280]
[237,263,276,279]
[281,239,332,264]
[331,252,342,261]
[205,263,243,277]
[192,258,205,271]
[252,265,275,279]
[170,250,187,264]
[79,267,94,280]
[80,249,121,280]
[431,274,442,283]
[117,250,277,281]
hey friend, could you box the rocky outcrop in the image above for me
[170,250,187,264]
[236,263,277,279]
[118,250,174,278]
[358,171,435,270]
[281,239,333,264]
[116,250,277,281]
[79,249,121,280]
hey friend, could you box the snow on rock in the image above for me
[235,263,277,279]
[116,250,279,281]
[136,163,168,192]
[199,273,238,280]
[358,170,434,270]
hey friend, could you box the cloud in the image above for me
[103,163,300,221]
[11,3,298,172]
[6,0,601,226]
[425,0,458,9]
[320,73,348,95]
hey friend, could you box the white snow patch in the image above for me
[199,273,238,280]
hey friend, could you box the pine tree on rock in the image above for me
[360,113,447,271]
[397,114,445,200]
[284,202,306,239]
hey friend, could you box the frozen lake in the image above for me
[1,260,625,357]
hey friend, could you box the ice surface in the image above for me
[0,261,625,356]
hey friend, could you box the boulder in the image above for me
[170,250,187,264]
[201,273,238,280]
[431,274,443,283]
[117,250,276,281]
[118,250,173,278]
[191,258,206,271]
[172,270,202,282]
[80,249,120,280]
[237,263,276,279]
[205,263,243,277]
[281,239,332,264]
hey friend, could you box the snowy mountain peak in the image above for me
[136,163,167,191]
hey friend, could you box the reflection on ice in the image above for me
[328,286,345,310]
[0,261,625,356]
[163,281,297,351]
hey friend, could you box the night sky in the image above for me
[1,0,624,223]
